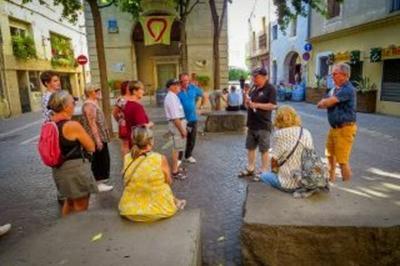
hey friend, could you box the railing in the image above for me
[258,33,267,50]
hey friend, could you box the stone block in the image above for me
[1,209,202,266]
[205,111,246,132]
[241,183,400,266]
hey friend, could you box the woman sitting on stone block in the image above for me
[119,127,186,222]
[256,105,314,192]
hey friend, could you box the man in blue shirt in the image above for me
[178,73,207,163]
[226,86,241,111]
[317,63,357,182]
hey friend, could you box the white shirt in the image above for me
[41,91,53,121]
[164,91,185,120]
[270,126,314,190]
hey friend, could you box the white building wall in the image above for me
[1,0,88,64]
[269,3,310,85]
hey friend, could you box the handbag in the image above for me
[272,127,303,173]
[118,119,129,139]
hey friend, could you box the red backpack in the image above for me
[38,121,63,167]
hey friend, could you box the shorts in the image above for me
[168,120,187,151]
[325,124,357,164]
[246,129,271,153]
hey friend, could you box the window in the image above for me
[327,0,341,18]
[391,0,400,12]
[272,25,278,40]
[348,61,363,87]
[10,26,26,37]
[289,17,297,37]
[252,31,256,51]
[29,72,41,92]
[319,56,329,78]
[272,61,277,85]
[381,59,400,102]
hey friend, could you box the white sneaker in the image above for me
[97,183,114,192]
[185,156,196,164]
[0,224,11,236]
[178,160,182,167]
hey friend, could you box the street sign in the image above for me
[77,54,88,65]
[302,52,310,61]
[304,43,312,52]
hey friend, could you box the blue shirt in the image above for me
[178,84,204,122]
[327,81,357,127]
[228,92,241,106]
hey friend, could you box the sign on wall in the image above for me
[139,16,175,46]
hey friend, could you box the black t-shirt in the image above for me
[247,83,277,130]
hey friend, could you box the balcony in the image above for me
[258,33,267,50]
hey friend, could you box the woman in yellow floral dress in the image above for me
[119,127,186,222]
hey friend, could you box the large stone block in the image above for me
[205,111,246,132]
[241,183,400,266]
[1,209,202,266]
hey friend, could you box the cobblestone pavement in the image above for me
[1,101,400,265]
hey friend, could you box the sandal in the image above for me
[175,199,186,210]
[238,169,255,178]
[173,171,187,180]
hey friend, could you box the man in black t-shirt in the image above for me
[239,67,277,178]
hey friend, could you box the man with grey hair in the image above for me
[81,84,113,192]
[317,63,357,182]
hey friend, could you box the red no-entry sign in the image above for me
[77,54,88,65]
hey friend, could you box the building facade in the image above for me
[309,0,400,116]
[246,0,270,72]
[0,0,89,118]
[84,0,228,94]
[269,2,310,86]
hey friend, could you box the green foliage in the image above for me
[22,0,82,23]
[229,67,249,81]
[197,75,210,88]
[272,0,343,31]
[11,35,37,60]
[50,35,76,68]
[314,74,324,88]
[354,76,377,94]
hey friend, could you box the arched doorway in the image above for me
[132,20,181,94]
[284,52,301,84]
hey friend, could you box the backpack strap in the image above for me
[278,127,303,167]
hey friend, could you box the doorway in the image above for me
[156,63,177,90]
[17,70,31,113]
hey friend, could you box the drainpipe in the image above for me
[305,3,312,86]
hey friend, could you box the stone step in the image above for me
[1,209,201,266]
[205,111,247,132]
[241,183,400,266]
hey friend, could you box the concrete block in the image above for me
[1,209,201,266]
[205,111,246,132]
[241,183,400,266]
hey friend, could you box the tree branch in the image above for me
[186,0,201,16]
[217,0,228,35]
[98,0,116,9]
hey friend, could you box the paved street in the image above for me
[1,101,400,265]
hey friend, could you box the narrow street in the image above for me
[1,101,399,265]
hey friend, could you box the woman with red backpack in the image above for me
[47,91,98,216]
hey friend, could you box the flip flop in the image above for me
[238,169,255,178]
[176,199,186,210]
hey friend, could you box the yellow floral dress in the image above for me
[119,152,177,222]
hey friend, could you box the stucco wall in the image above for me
[310,0,399,38]
[0,0,88,117]
[308,21,400,116]
[85,0,228,92]
[269,4,309,85]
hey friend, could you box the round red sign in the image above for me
[77,55,88,65]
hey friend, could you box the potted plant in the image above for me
[354,76,377,113]
[11,35,37,60]
[306,74,327,104]
[197,75,210,90]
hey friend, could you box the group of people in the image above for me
[239,63,357,193]
[33,71,206,222]
[1,62,357,232]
